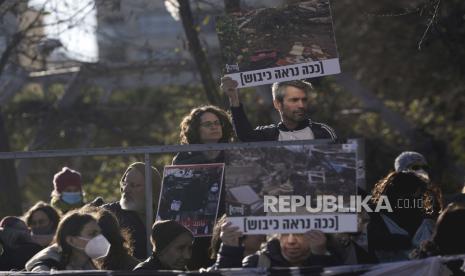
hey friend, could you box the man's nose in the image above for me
[297,100,306,108]
[287,234,297,243]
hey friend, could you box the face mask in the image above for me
[31,225,54,235]
[78,234,111,259]
[61,192,82,205]
[31,233,54,247]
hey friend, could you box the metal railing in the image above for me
[0,139,360,256]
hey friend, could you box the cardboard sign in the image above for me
[157,163,225,237]
[224,142,361,234]
[228,214,358,234]
[217,0,340,87]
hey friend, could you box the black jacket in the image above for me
[0,238,42,271]
[133,255,172,271]
[230,104,337,142]
[102,202,147,260]
[243,239,340,268]
[211,243,245,269]
[172,151,225,165]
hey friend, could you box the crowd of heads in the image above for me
[1,79,465,273]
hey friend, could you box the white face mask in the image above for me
[77,234,111,259]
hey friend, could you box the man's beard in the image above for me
[282,108,307,124]
[120,197,144,212]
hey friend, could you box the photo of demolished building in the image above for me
[224,144,358,216]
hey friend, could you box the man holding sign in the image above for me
[216,221,338,268]
[221,77,337,142]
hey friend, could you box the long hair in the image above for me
[23,201,61,232]
[432,202,465,255]
[412,202,465,258]
[83,207,136,270]
[371,171,432,214]
[209,214,227,259]
[54,210,95,267]
[179,105,234,144]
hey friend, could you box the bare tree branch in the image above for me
[177,0,224,107]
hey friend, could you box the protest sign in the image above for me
[157,163,225,237]
[216,0,340,88]
[228,214,358,234]
[224,141,363,234]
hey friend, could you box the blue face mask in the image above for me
[61,192,82,205]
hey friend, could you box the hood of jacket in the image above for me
[25,243,62,271]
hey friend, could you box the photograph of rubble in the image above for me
[224,144,358,217]
[216,0,339,85]
[157,163,225,237]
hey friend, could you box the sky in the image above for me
[29,0,99,63]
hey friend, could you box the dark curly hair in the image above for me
[179,105,234,144]
[371,171,433,214]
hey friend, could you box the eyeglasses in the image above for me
[200,120,221,128]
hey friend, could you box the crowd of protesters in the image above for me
[1,79,465,273]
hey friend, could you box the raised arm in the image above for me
[220,77,276,142]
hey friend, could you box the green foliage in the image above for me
[3,0,465,212]
[5,84,204,208]
[332,0,465,190]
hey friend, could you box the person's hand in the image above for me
[220,221,242,247]
[306,230,327,255]
[220,76,240,107]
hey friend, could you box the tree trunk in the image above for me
[0,108,22,217]
[178,0,224,107]
[224,0,241,13]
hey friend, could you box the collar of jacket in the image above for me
[277,119,312,132]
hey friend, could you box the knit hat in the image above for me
[53,167,82,193]
[394,151,428,172]
[151,220,193,254]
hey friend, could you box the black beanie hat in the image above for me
[151,220,193,254]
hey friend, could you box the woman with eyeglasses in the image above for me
[172,105,235,165]
[171,105,234,270]
[26,210,110,271]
